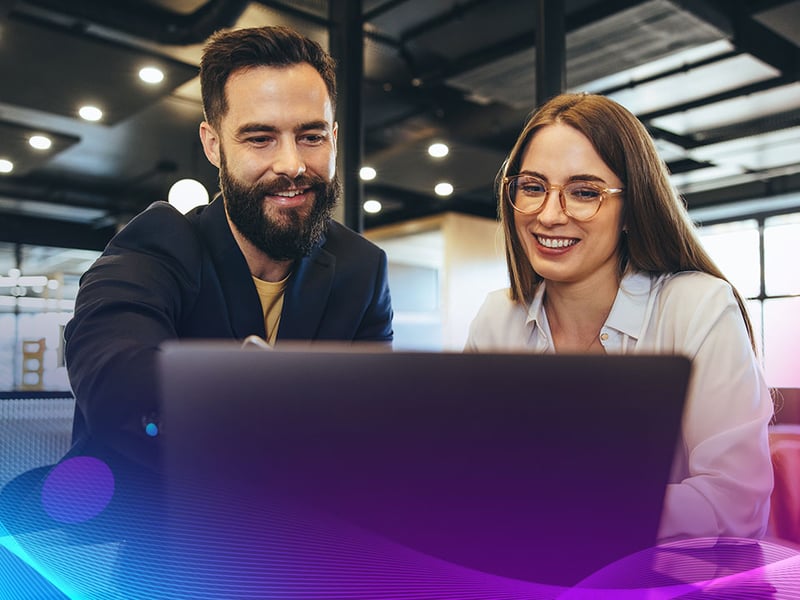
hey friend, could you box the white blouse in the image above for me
[466,270,773,541]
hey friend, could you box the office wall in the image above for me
[367,212,508,351]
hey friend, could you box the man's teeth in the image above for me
[537,236,578,248]
[276,190,302,198]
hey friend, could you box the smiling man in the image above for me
[64,26,394,470]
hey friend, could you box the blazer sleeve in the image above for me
[354,247,393,343]
[64,202,203,466]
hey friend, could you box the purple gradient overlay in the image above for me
[40,456,115,524]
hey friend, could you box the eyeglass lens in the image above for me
[509,176,604,220]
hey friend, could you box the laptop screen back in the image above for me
[158,343,690,594]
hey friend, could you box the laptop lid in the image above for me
[157,342,690,594]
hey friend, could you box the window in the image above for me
[0,243,99,392]
[697,212,800,387]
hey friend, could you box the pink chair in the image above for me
[768,424,800,544]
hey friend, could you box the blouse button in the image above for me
[600,332,609,342]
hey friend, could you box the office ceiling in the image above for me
[0,0,799,253]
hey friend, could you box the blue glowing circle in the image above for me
[41,456,115,524]
[145,422,159,437]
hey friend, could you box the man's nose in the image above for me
[273,142,306,179]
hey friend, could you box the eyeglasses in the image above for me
[503,174,623,221]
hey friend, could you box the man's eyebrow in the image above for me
[295,120,330,132]
[235,123,278,136]
[234,121,330,136]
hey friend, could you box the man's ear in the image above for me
[199,121,221,168]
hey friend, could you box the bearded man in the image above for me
[64,26,394,471]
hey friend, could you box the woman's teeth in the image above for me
[537,236,578,248]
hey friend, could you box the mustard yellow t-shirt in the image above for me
[252,274,289,346]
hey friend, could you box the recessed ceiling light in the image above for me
[0,159,13,173]
[428,143,449,158]
[79,105,103,121]
[363,199,382,214]
[359,166,377,181]
[434,182,454,196]
[139,66,164,84]
[29,135,52,150]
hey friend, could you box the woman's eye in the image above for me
[569,186,601,200]
[520,181,546,194]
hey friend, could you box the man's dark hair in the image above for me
[200,26,337,129]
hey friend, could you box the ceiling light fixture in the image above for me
[363,199,382,214]
[434,182,454,196]
[428,143,449,158]
[79,106,103,122]
[29,135,52,150]
[359,166,377,181]
[139,66,165,84]
[0,159,13,173]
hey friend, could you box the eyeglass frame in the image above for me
[502,174,624,222]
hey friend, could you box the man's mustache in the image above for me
[255,174,325,196]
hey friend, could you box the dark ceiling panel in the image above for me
[447,0,727,110]
[0,121,80,176]
[754,1,800,45]
[0,15,198,125]
[0,0,797,239]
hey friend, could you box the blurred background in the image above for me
[0,0,798,397]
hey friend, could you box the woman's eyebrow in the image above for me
[517,170,607,183]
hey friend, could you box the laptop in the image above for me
[156,342,690,595]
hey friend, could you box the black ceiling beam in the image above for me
[405,0,646,87]
[364,193,496,229]
[728,9,800,77]
[693,108,800,147]
[399,0,495,43]
[739,0,799,14]
[0,213,115,251]
[330,0,365,233]
[252,0,330,27]
[364,182,495,213]
[598,49,742,96]
[0,174,156,220]
[637,74,796,127]
[364,0,412,21]
[646,126,696,150]
[20,0,249,45]
[535,0,566,104]
[428,30,536,83]
[683,171,800,212]
[673,0,799,76]
[361,1,648,150]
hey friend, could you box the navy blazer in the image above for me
[64,198,393,467]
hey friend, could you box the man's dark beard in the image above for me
[221,158,339,261]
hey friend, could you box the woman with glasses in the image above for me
[466,93,772,541]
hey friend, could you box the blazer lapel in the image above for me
[189,198,266,339]
[278,244,335,340]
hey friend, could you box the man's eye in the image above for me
[302,134,325,144]
[247,136,271,145]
